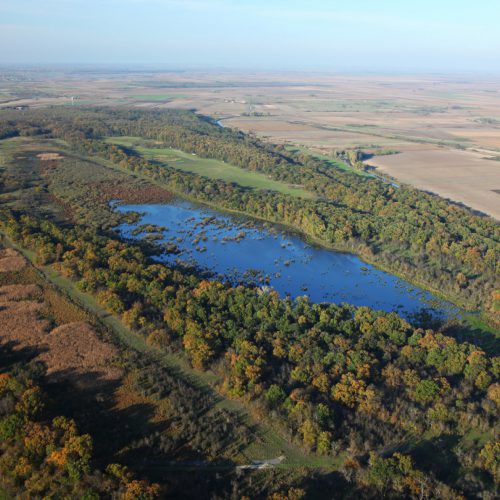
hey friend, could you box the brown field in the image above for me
[0,289,121,385]
[40,322,122,382]
[367,147,500,219]
[0,283,41,301]
[0,250,121,386]
[2,68,500,219]
[0,248,27,272]
[91,181,173,205]
[0,287,50,347]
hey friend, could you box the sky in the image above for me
[1,0,499,73]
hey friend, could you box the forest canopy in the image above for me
[0,105,498,498]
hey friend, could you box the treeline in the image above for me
[1,210,498,498]
[0,358,160,499]
[1,107,498,316]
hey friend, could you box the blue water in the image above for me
[116,200,457,320]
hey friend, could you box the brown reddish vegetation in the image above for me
[90,180,173,204]
[0,256,122,386]
[0,287,49,346]
[0,283,41,301]
[0,248,26,272]
[46,180,173,224]
[39,322,122,383]
[46,192,77,220]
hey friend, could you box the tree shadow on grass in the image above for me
[410,435,462,485]
[0,340,46,373]
[43,366,166,463]
[296,469,357,500]
[0,339,163,464]
[443,321,499,356]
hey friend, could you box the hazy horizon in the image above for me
[2,64,500,78]
[1,0,499,73]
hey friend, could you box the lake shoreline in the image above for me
[115,198,460,322]
[120,188,476,313]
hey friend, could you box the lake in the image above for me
[116,199,458,321]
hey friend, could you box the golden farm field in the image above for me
[367,146,500,219]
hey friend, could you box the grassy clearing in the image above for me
[461,428,493,449]
[455,313,500,355]
[105,136,314,199]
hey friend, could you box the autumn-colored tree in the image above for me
[477,441,500,482]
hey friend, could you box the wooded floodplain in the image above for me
[0,106,498,499]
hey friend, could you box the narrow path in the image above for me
[128,455,287,473]
[236,455,286,470]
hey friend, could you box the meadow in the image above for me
[105,136,314,198]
